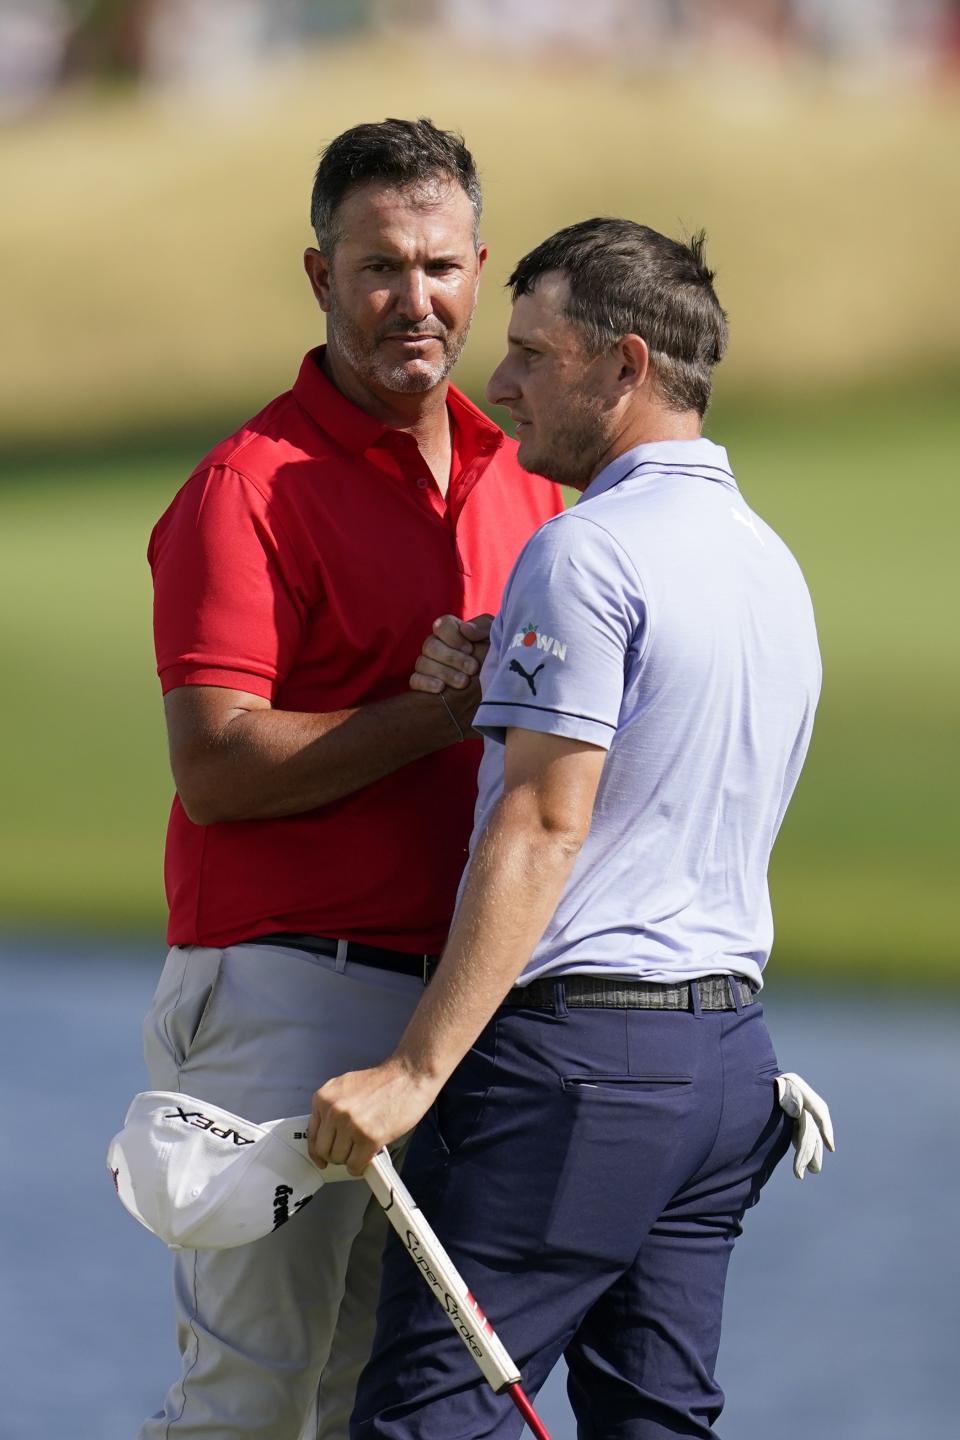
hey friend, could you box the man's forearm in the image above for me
[392,789,584,1086]
[172,687,471,824]
[307,731,604,1171]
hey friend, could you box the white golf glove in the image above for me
[776,1072,835,1180]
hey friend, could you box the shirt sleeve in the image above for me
[474,513,647,749]
[148,465,309,699]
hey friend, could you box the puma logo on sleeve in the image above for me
[509,659,546,696]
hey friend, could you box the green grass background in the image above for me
[1,44,956,983]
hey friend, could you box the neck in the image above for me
[577,407,702,491]
[321,345,453,494]
[321,345,451,441]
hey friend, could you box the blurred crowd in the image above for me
[3,0,959,117]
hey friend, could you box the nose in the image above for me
[486,355,516,407]
[395,268,430,323]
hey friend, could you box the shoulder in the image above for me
[195,389,322,492]
[506,506,646,621]
[160,386,337,531]
[524,502,639,568]
[150,391,314,554]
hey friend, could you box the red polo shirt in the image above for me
[149,348,563,951]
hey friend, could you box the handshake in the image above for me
[411,612,494,742]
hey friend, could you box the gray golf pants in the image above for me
[139,941,423,1440]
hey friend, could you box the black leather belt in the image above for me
[499,973,757,1011]
[245,933,437,980]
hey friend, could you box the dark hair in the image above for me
[508,219,729,417]
[310,117,482,254]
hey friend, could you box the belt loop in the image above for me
[335,939,349,974]
[553,980,568,1017]
[689,979,702,1016]
[727,975,744,1013]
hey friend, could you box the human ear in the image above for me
[304,248,333,313]
[471,243,489,305]
[616,334,650,389]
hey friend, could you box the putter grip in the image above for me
[365,1150,521,1391]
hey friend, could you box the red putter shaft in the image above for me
[508,1382,553,1440]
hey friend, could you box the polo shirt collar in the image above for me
[445,384,505,462]
[292,348,390,454]
[579,437,737,504]
[291,346,504,463]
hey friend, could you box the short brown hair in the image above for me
[509,219,728,417]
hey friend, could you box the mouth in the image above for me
[384,333,443,348]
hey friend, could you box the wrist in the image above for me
[392,1044,450,1098]
[436,690,466,743]
[436,677,481,743]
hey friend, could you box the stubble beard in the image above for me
[327,300,473,395]
[518,398,610,488]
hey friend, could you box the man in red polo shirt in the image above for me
[139,119,562,1440]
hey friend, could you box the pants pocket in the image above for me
[161,948,225,1070]
[755,1057,783,1094]
[562,1074,692,1092]
[432,1022,499,1158]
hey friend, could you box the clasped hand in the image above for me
[410,613,493,697]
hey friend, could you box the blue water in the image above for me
[1,935,956,1440]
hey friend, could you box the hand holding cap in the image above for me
[107,1091,356,1250]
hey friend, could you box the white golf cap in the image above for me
[107,1091,354,1250]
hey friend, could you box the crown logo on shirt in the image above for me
[508,623,567,662]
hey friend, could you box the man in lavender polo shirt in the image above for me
[310,220,830,1439]
[467,428,820,992]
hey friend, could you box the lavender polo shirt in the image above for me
[466,438,821,989]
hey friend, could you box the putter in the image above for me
[365,1149,552,1440]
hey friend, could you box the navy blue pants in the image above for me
[351,982,791,1440]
